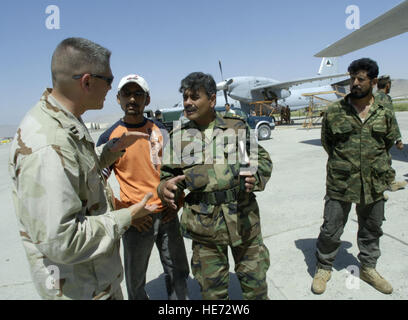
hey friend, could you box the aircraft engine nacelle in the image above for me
[264,88,291,100]
[277,89,291,100]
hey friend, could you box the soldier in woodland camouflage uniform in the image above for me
[376,75,406,192]
[376,76,392,104]
[312,58,401,295]
[157,72,272,300]
[9,38,156,300]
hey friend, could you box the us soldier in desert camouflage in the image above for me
[312,58,401,296]
[157,72,272,300]
[9,37,156,300]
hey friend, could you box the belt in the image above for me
[187,186,240,205]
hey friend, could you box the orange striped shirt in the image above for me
[97,118,167,212]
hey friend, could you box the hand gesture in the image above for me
[159,175,185,210]
[240,171,256,193]
[396,140,404,150]
[128,192,158,223]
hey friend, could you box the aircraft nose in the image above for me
[216,79,233,91]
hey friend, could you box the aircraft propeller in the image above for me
[218,60,233,104]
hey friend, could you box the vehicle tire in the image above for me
[257,124,271,140]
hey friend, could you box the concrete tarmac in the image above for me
[1,113,407,300]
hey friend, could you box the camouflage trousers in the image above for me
[316,197,385,270]
[191,233,270,300]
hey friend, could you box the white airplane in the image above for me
[216,58,349,112]
[315,0,408,57]
[217,1,408,114]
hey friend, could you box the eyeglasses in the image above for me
[72,73,114,86]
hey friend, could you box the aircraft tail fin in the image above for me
[318,57,338,76]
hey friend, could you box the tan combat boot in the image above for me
[389,180,408,192]
[360,266,393,294]
[311,268,331,294]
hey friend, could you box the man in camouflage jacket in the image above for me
[312,58,400,295]
[376,75,406,192]
[9,38,155,300]
[158,72,272,300]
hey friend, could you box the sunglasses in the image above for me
[72,73,114,86]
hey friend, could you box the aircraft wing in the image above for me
[250,73,348,92]
[315,1,408,57]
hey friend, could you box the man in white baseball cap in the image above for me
[97,74,190,300]
[117,74,150,95]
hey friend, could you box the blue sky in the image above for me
[0,0,407,125]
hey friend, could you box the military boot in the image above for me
[389,180,408,192]
[311,268,331,294]
[360,266,393,294]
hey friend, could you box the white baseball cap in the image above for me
[117,74,150,95]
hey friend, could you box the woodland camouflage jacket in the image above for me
[322,93,401,204]
[375,91,402,141]
[158,113,272,246]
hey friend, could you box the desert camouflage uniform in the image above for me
[9,89,133,300]
[316,93,401,269]
[158,112,272,299]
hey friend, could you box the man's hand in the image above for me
[240,172,256,193]
[244,175,256,192]
[161,207,178,224]
[110,132,149,152]
[132,215,153,232]
[159,175,185,210]
[128,193,158,224]
[396,140,404,150]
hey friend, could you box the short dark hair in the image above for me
[377,75,391,89]
[179,72,217,98]
[347,58,379,79]
[51,37,111,87]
